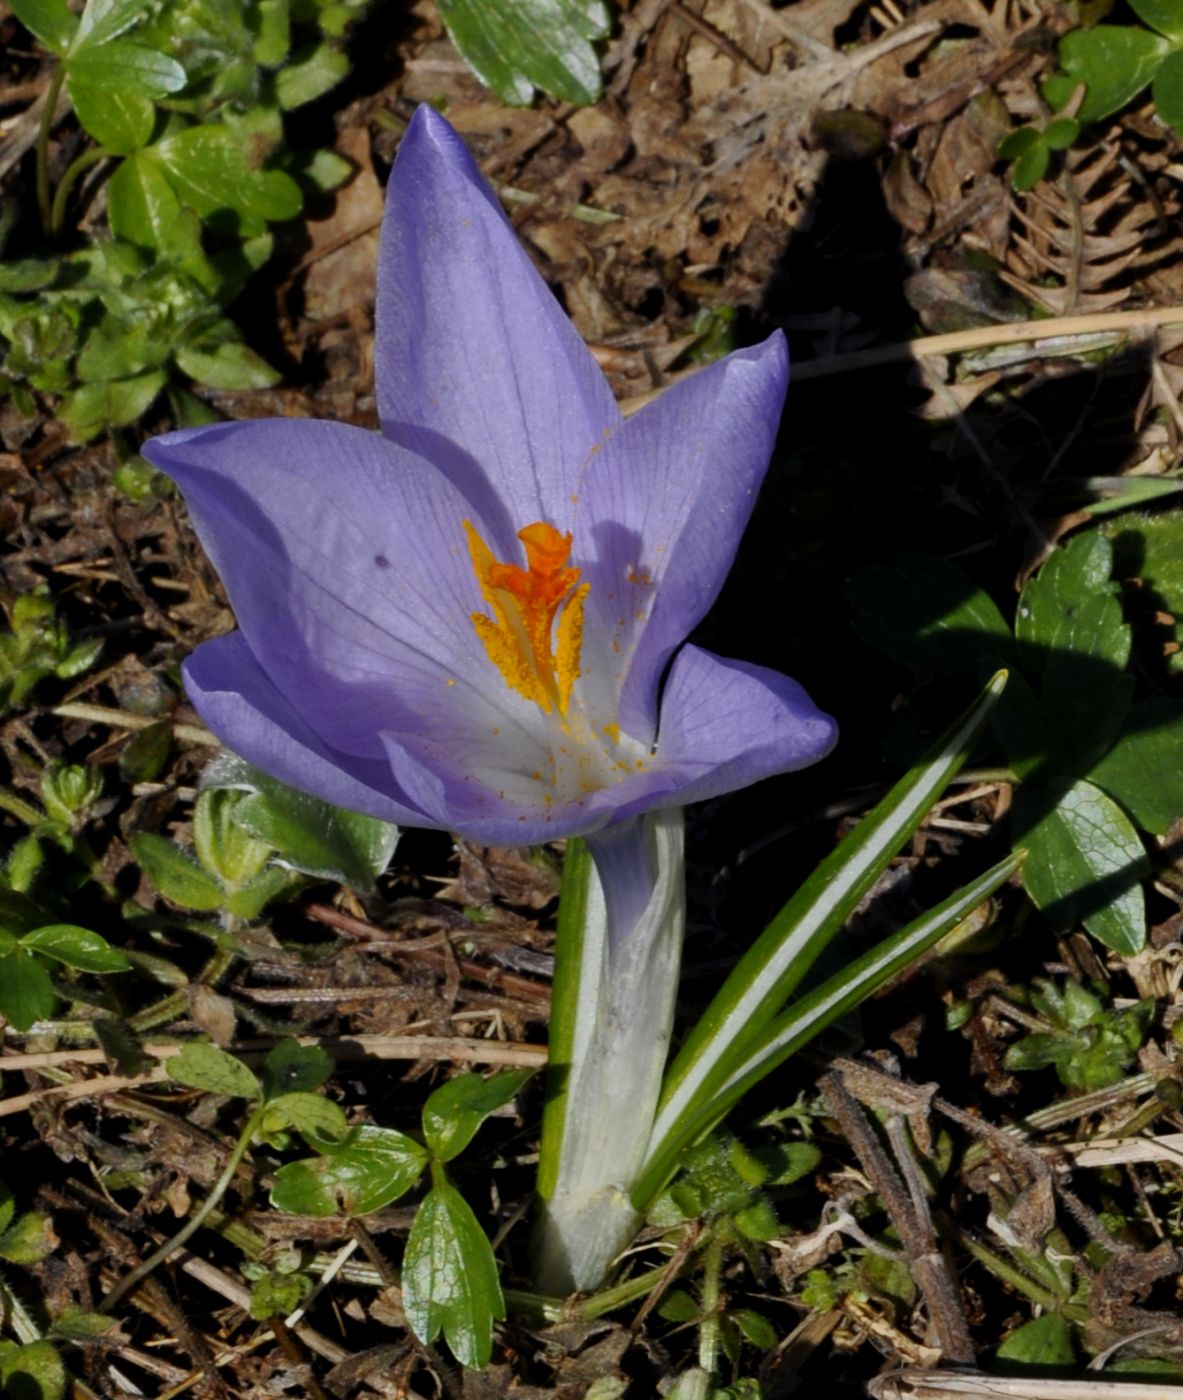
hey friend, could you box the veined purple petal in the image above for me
[146,418,542,764]
[376,105,620,549]
[185,633,429,825]
[575,334,789,746]
[641,644,837,807]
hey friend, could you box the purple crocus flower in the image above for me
[144,105,836,855]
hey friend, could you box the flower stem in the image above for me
[50,144,109,236]
[35,63,66,237]
[535,807,686,1294]
[98,1102,266,1314]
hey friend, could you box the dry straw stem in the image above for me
[0,1034,545,1118]
[870,1374,1179,1399]
[791,305,1183,381]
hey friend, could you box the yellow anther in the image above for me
[465,519,587,716]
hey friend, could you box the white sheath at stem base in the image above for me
[535,807,686,1294]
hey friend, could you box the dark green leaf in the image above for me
[0,1183,13,1234]
[108,150,183,250]
[1152,48,1183,137]
[274,41,349,108]
[76,318,169,382]
[261,1039,333,1099]
[1011,140,1050,192]
[1131,0,1183,42]
[10,0,77,53]
[22,924,130,973]
[1088,699,1183,834]
[73,0,154,50]
[193,789,273,887]
[204,753,398,890]
[119,719,172,782]
[996,1313,1075,1371]
[403,1179,504,1369]
[0,888,44,936]
[249,1270,307,1320]
[996,126,1040,158]
[253,0,290,65]
[48,1309,124,1343]
[1058,26,1169,124]
[67,41,186,96]
[1043,116,1080,150]
[761,1140,822,1186]
[292,148,354,193]
[169,1042,262,1100]
[175,337,279,391]
[1016,532,1131,775]
[1014,779,1148,954]
[131,831,226,910]
[0,951,56,1030]
[0,1209,57,1264]
[154,126,303,223]
[0,258,60,292]
[732,1308,778,1350]
[59,370,166,440]
[68,80,154,153]
[0,1339,67,1400]
[260,1091,348,1142]
[224,865,301,919]
[847,553,1013,672]
[422,1069,533,1163]
[436,0,609,106]
[270,1125,429,1216]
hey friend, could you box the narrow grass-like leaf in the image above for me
[636,849,1024,1208]
[652,672,1007,1164]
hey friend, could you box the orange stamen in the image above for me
[465,520,589,715]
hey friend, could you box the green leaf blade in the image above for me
[22,924,130,973]
[270,1125,429,1216]
[847,553,1013,672]
[0,952,57,1030]
[1131,0,1183,42]
[108,150,183,249]
[154,126,303,224]
[422,1069,534,1163]
[169,1042,263,1100]
[68,81,154,152]
[1152,47,1183,136]
[1016,533,1132,775]
[1015,779,1148,954]
[437,0,608,106]
[204,754,398,890]
[1089,699,1183,834]
[131,831,226,910]
[10,0,77,53]
[1058,25,1169,124]
[403,1179,504,1369]
[66,40,186,96]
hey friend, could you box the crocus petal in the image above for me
[146,418,539,762]
[576,334,789,745]
[185,633,430,825]
[375,105,620,547]
[640,643,836,808]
